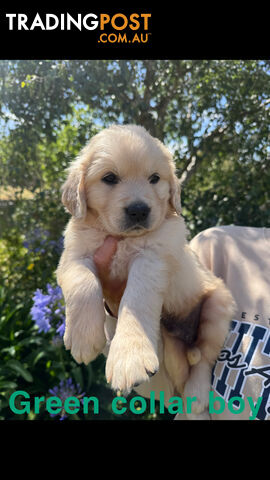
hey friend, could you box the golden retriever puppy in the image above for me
[56,124,236,416]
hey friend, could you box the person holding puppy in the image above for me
[94,226,270,421]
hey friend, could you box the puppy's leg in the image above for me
[162,327,211,420]
[106,251,168,393]
[162,326,189,396]
[184,279,236,415]
[57,256,106,365]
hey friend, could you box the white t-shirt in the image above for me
[135,226,270,420]
[189,225,270,420]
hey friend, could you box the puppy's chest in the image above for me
[109,240,145,281]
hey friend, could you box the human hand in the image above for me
[93,236,126,317]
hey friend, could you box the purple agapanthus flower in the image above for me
[30,289,52,333]
[48,378,85,420]
[23,228,63,255]
[30,283,65,337]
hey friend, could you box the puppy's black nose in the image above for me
[125,202,151,224]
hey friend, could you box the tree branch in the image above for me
[179,125,229,186]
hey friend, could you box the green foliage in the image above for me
[0,285,170,420]
[0,60,269,420]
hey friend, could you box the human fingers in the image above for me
[94,236,119,272]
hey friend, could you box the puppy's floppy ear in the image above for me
[61,162,87,219]
[169,172,182,215]
[153,136,182,215]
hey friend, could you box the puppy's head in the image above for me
[62,125,181,236]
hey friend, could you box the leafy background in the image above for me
[0,60,269,420]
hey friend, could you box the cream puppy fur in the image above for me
[56,124,236,416]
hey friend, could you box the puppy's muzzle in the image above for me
[124,201,151,230]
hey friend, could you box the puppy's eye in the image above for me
[102,173,119,185]
[149,173,160,184]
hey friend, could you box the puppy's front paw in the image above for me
[64,310,106,365]
[105,333,159,394]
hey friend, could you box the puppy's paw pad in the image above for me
[146,369,158,378]
[187,346,201,366]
